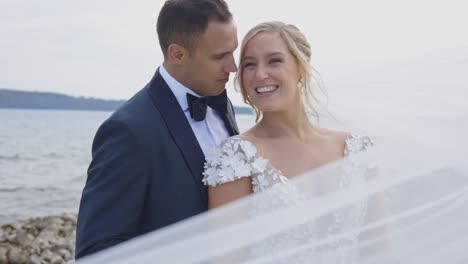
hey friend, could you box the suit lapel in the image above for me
[226,100,239,136]
[147,69,207,204]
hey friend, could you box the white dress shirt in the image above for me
[159,65,230,155]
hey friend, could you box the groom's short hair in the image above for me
[156,0,232,58]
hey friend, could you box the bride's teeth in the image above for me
[256,86,277,93]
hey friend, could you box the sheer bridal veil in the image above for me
[77,47,468,264]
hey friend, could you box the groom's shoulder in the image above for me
[105,86,162,131]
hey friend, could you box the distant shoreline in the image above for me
[0,107,115,112]
[0,89,253,115]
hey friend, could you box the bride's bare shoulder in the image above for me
[319,128,350,143]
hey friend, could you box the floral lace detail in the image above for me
[344,134,373,156]
[203,134,373,191]
[203,136,288,192]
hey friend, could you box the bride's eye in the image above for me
[269,58,283,64]
[243,62,256,68]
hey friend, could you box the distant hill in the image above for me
[0,89,252,114]
[0,89,125,111]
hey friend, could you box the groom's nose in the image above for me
[224,55,237,73]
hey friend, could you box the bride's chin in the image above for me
[253,103,268,111]
[255,101,287,113]
[256,106,277,114]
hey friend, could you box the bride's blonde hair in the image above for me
[234,21,325,122]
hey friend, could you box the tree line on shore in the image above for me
[0,89,252,114]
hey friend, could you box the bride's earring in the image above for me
[297,79,304,90]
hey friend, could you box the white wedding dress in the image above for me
[202,134,374,263]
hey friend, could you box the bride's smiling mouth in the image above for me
[255,85,279,95]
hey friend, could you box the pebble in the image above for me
[0,213,76,264]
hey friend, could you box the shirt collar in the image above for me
[159,64,200,112]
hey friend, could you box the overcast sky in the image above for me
[1,0,467,106]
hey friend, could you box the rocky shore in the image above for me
[0,213,76,264]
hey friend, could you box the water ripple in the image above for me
[0,154,36,161]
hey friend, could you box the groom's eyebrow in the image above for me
[211,51,231,58]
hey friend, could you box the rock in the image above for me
[41,249,54,261]
[37,237,52,250]
[38,229,56,242]
[29,254,42,264]
[23,223,40,237]
[50,254,65,264]
[0,246,8,264]
[1,224,17,233]
[25,242,41,255]
[8,246,28,263]
[13,229,30,245]
[57,248,72,260]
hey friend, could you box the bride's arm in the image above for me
[206,178,253,264]
[208,177,253,209]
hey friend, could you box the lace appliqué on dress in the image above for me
[203,134,373,191]
[203,136,288,193]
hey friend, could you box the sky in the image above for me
[1,0,467,106]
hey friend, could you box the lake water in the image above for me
[0,109,256,224]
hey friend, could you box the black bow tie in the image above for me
[187,90,228,121]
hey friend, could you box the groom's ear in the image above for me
[167,43,188,65]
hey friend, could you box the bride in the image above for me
[202,21,374,263]
[77,22,468,264]
[203,21,373,203]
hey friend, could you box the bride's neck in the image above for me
[255,109,317,140]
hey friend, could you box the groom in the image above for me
[75,0,238,259]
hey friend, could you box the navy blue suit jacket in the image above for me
[75,69,239,258]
